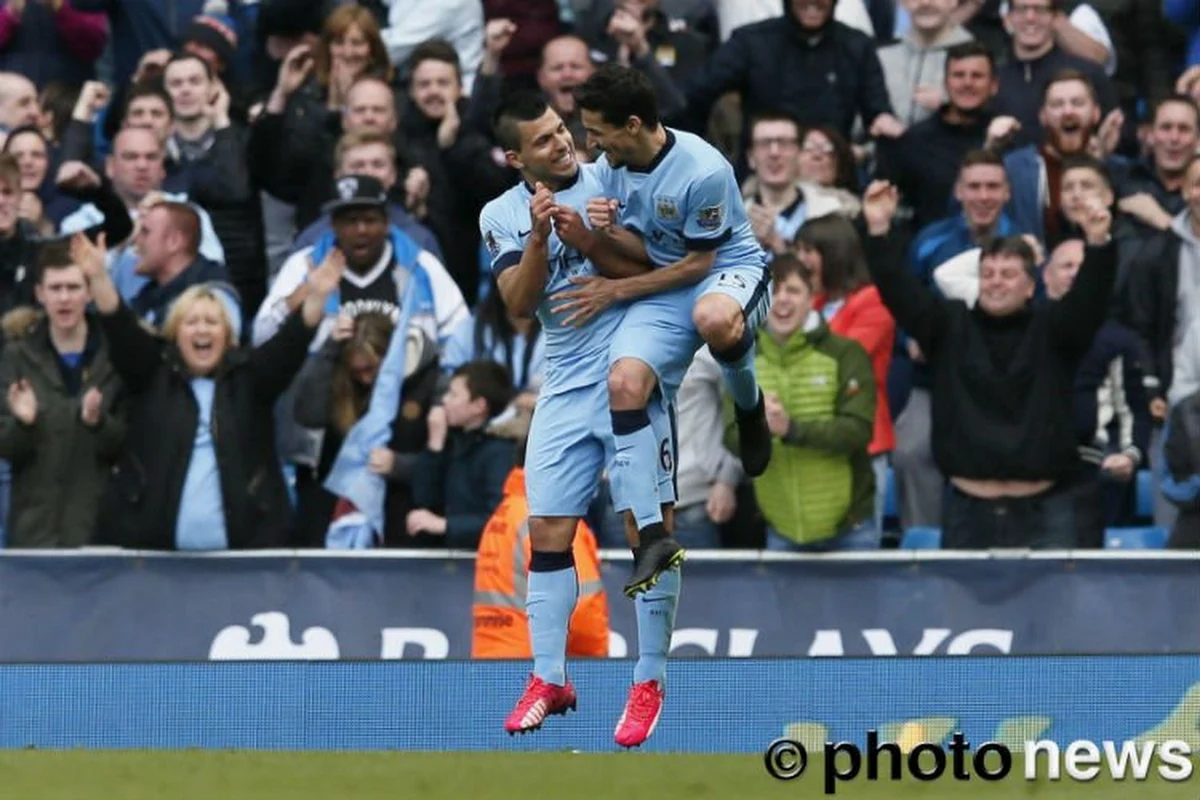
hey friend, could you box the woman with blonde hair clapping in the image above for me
[71,232,345,550]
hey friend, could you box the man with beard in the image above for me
[1001,69,1113,247]
[865,178,1117,549]
[876,41,1003,235]
[991,0,1117,148]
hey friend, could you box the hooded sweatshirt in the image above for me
[876,25,975,127]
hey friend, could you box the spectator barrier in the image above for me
[1,550,1197,661]
[2,657,1197,752]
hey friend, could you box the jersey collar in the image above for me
[627,128,676,174]
[522,167,582,195]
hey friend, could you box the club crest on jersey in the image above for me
[696,204,723,230]
[655,196,679,220]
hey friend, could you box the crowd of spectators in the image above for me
[0,0,1197,552]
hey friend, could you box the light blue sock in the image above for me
[634,567,681,685]
[611,408,663,530]
[527,563,577,686]
[714,333,762,411]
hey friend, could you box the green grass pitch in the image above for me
[1,752,1193,799]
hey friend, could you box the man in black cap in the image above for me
[254,173,468,346]
[255,174,396,339]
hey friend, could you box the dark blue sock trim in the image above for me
[530,549,575,572]
[611,408,651,435]
[712,326,755,364]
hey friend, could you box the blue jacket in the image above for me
[411,428,514,549]
[1165,0,1200,67]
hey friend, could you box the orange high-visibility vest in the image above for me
[472,467,610,659]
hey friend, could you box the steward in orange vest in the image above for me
[472,465,610,659]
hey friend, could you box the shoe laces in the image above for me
[517,675,553,706]
[627,682,661,720]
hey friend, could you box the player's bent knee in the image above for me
[608,359,656,409]
[693,295,744,351]
[529,516,577,552]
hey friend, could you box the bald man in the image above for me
[0,73,39,135]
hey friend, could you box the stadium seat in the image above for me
[1103,526,1169,550]
[1135,470,1154,520]
[900,527,941,549]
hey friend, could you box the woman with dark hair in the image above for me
[440,280,544,411]
[799,125,861,194]
[1,124,75,228]
[796,213,896,533]
[292,311,442,547]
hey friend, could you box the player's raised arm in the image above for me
[486,183,555,317]
[552,200,651,279]
[586,198,652,267]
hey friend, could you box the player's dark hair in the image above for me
[453,360,516,419]
[573,64,660,129]
[493,90,551,152]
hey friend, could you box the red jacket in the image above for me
[815,285,896,455]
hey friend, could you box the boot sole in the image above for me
[623,548,686,598]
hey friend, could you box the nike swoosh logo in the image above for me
[518,229,531,237]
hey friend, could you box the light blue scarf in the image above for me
[315,227,436,547]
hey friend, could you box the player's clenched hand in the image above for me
[552,205,593,252]
[586,198,620,232]
[550,276,621,327]
[530,181,556,239]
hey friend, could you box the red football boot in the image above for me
[504,674,577,735]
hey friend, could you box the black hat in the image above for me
[324,174,389,215]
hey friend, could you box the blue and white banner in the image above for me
[0,552,1197,661]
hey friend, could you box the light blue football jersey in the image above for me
[479,164,624,397]
[593,128,768,274]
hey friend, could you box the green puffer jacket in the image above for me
[750,315,877,545]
